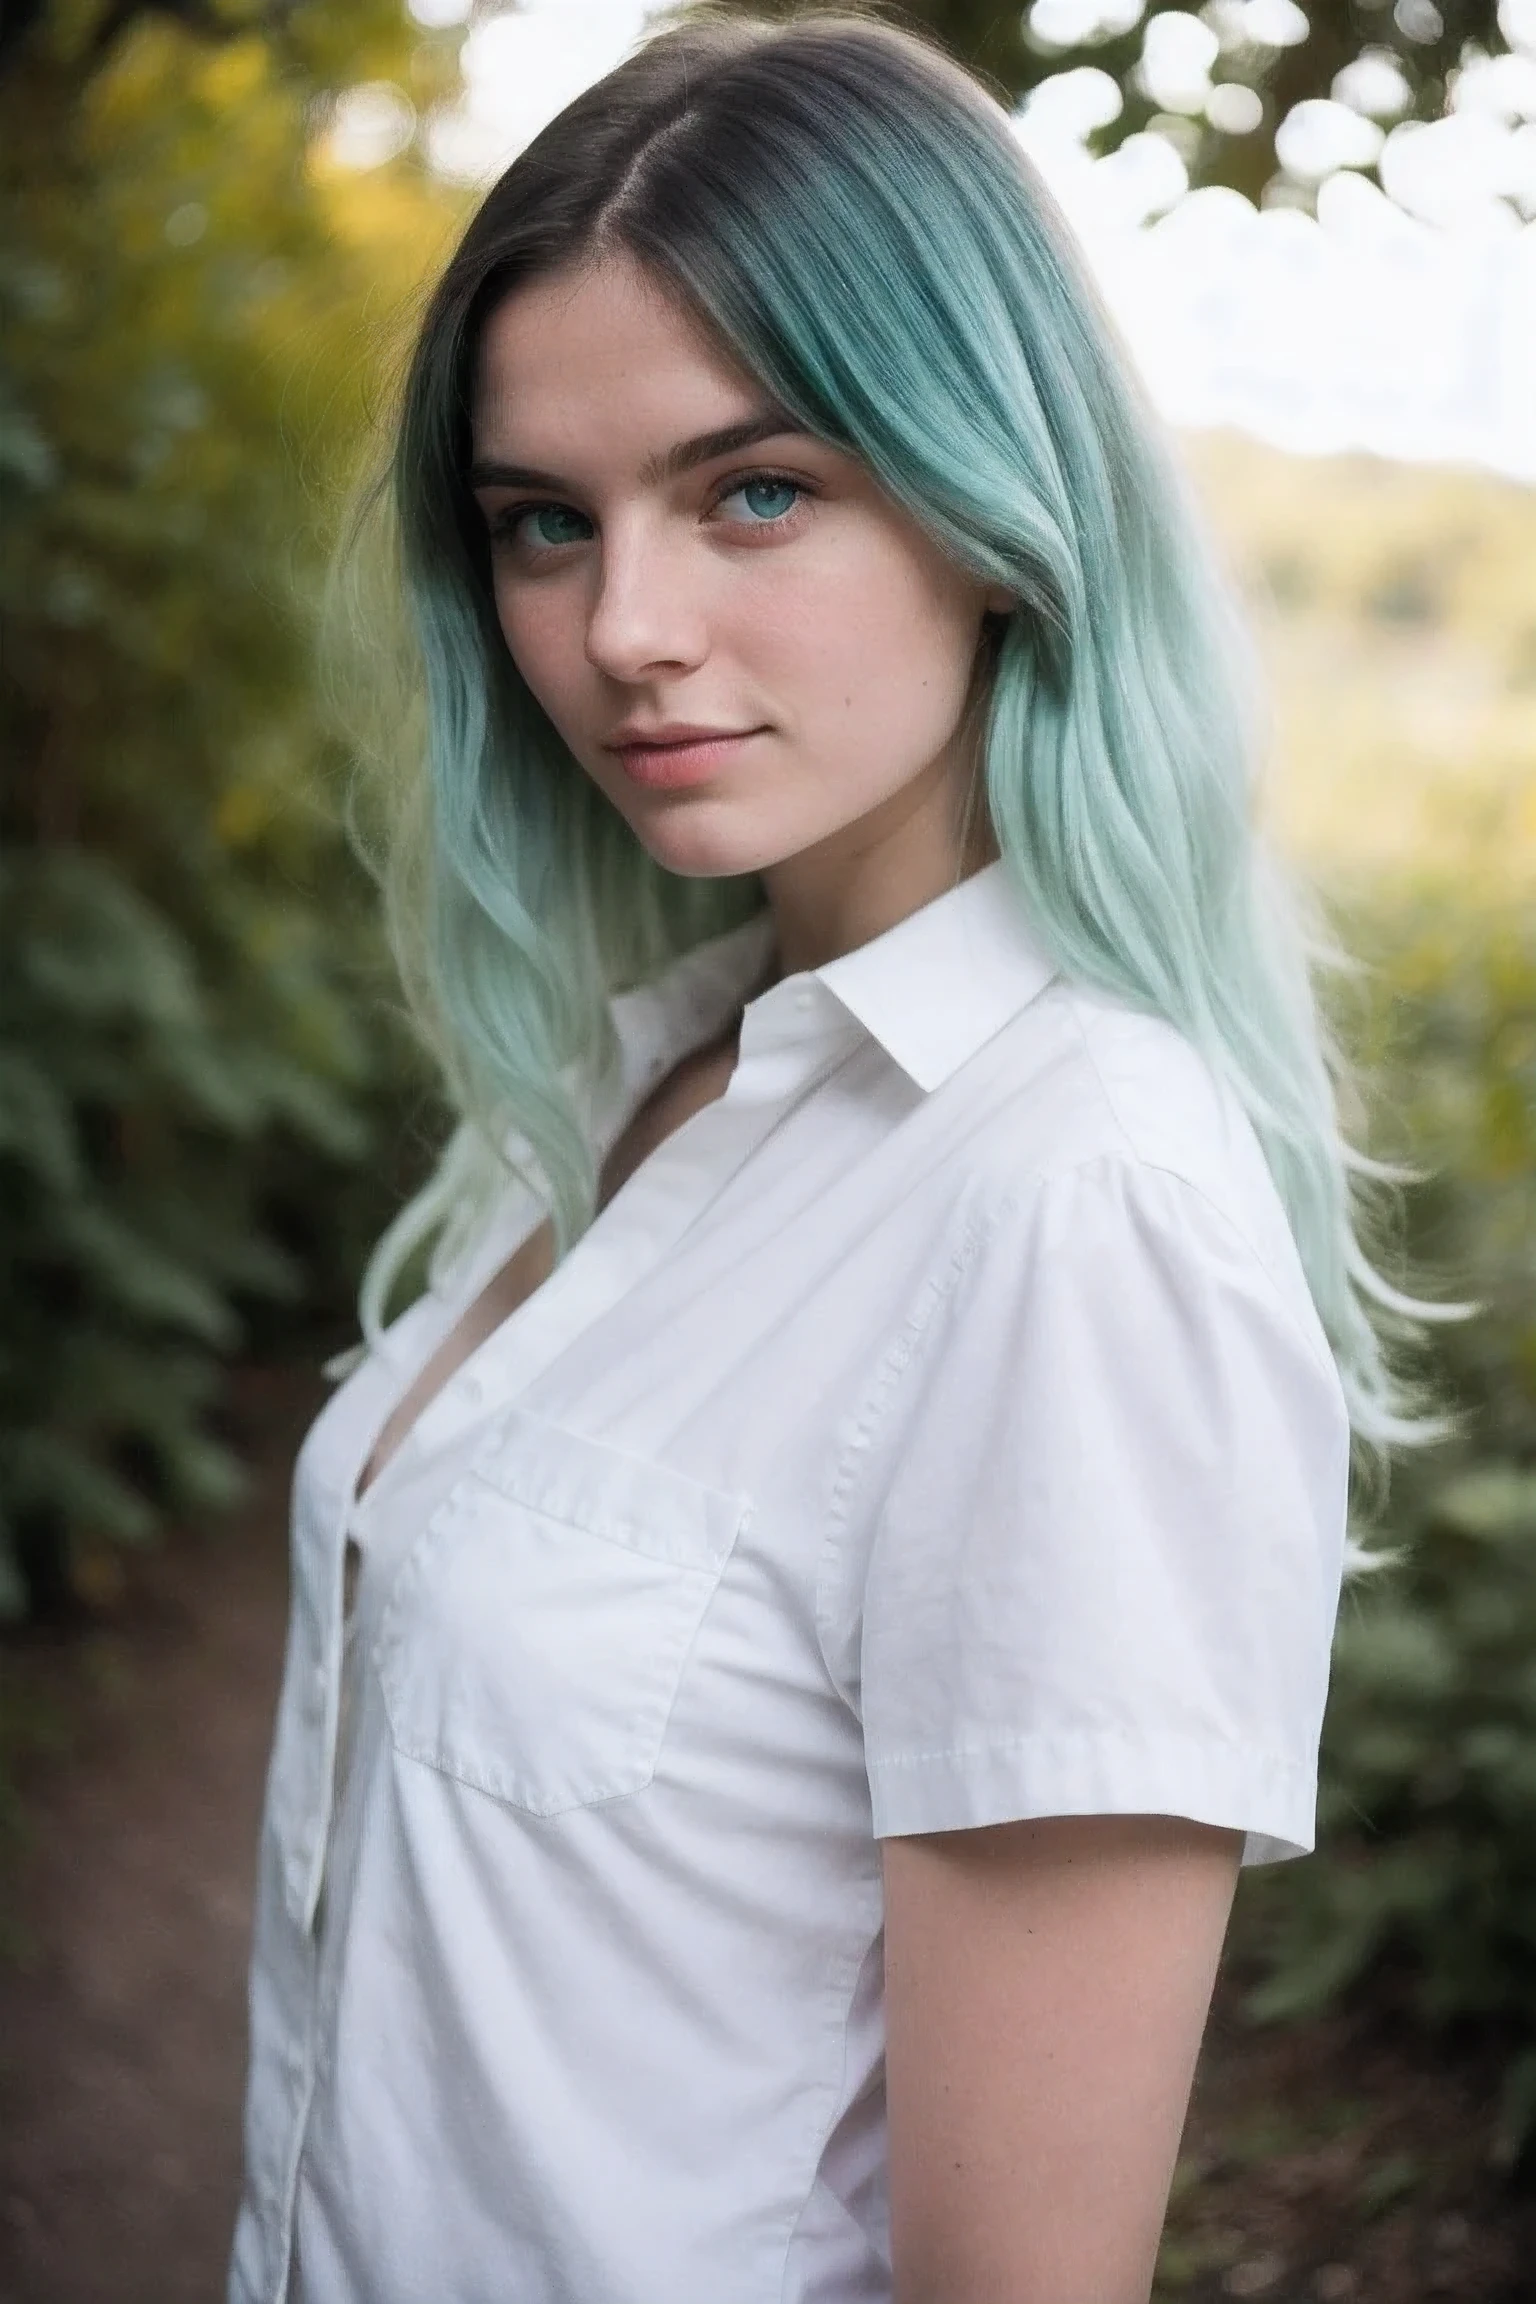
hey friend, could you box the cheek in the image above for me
[492,581,582,723]
[780,545,981,743]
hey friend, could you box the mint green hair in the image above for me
[352,5,1455,1497]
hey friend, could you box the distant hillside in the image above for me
[1179,430,1536,898]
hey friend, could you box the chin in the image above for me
[626,806,807,883]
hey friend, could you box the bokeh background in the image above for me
[2,2,1535,2299]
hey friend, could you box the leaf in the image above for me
[7,855,203,1035]
[1432,1465,1536,1547]
[3,1433,157,1546]
[56,1201,241,1346]
[0,1049,82,1192]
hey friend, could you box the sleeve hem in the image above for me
[868,1728,1317,1868]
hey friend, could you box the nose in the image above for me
[583,512,709,683]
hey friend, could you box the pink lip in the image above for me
[612,729,764,790]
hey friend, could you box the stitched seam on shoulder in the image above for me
[1058,988,1142,1161]
[1058,997,1339,1389]
[1128,1156,1341,1389]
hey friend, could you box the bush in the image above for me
[1235,889,1536,2164]
[0,844,391,1618]
[0,4,453,1617]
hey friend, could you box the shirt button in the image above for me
[795,988,814,1011]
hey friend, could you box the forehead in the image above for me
[470,254,760,459]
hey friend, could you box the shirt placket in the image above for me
[257,983,860,2302]
[238,1343,409,2303]
[244,1201,550,2303]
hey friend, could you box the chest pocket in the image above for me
[373,1409,751,1817]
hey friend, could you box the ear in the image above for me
[983,585,1016,617]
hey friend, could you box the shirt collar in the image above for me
[810,860,1059,1091]
[613,860,1058,1098]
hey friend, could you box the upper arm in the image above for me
[852,1157,1348,2292]
[881,1810,1242,2304]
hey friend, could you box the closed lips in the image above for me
[609,726,760,748]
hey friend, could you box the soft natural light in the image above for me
[1137,11,1220,114]
[1027,0,1148,52]
[323,81,418,170]
[330,0,1536,483]
[423,0,655,181]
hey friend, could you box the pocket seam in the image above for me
[465,1410,749,1569]
[370,1423,750,1817]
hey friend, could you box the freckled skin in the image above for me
[469,251,1013,973]
[361,258,1014,1499]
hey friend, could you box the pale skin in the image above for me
[363,248,1242,2303]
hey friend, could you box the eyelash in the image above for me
[485,469,815,561]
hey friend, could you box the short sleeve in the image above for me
[858,1156,1352,1867]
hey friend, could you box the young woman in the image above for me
[231,12,1432,2301]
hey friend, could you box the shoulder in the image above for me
[937,979,1336,1388]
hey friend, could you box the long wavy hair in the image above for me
[342,3,1457,1506]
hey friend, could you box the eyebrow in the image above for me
[466,406,813,495]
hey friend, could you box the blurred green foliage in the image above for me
[1233,890,1536,2165]
[0,2,460,1618]
[3,0,1536,2175]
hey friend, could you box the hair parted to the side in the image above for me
[339,0,1465,1537]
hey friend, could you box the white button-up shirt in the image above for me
[230,859,1350,2304]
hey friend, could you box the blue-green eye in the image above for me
[719,475,802,524]
[523,504,591,548]
[488,501,591,554]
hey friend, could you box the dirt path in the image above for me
[0,1364,1531,2304]
[0,1367,315,2304]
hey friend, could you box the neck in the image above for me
[761,762,996,982]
